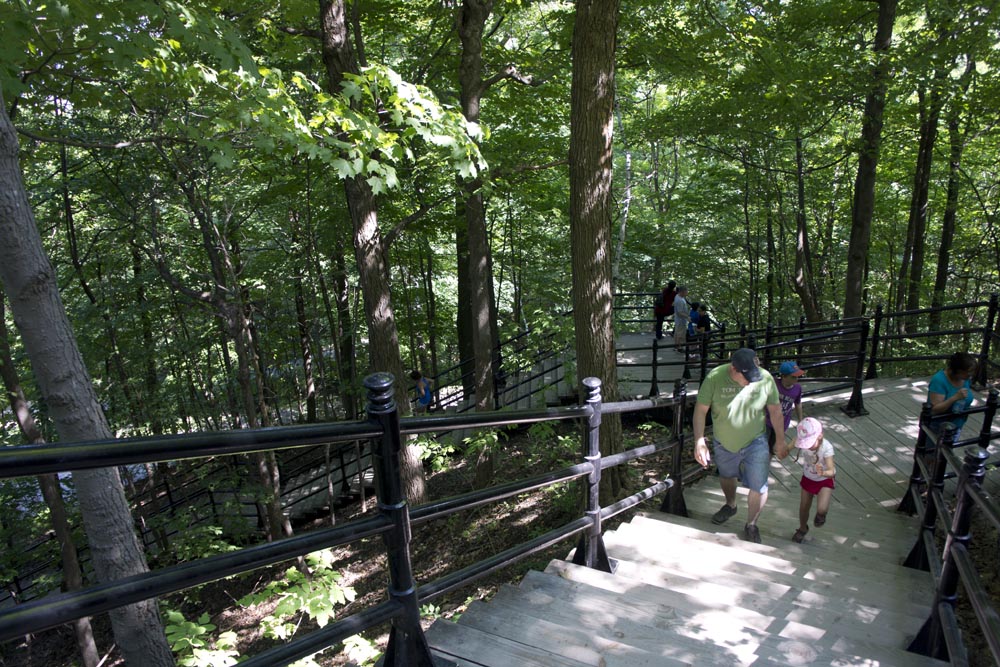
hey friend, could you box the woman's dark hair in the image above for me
[946,352,977,374]
[409,370,422,381]
[667,280,677,290]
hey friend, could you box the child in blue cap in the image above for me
[767,361,805,453]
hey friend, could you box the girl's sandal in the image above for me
[792,528,808,543]
[814,513,827,527]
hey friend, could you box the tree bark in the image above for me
[844,0,897,319]
[792,137,822,322]
[905,84,943,314]
[0,89,173,667]
[0,292,100,667]
[570,0,623,504]
[318,0,425,503]
[456,0,499,487]
[930,97,968,330]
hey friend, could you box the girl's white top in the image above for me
[800,439,835,482]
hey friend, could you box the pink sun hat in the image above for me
[795,417,823,449]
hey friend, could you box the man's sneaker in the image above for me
[711,504,737,525]
[742,523,762,544]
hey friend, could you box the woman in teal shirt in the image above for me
[928,352,977,437]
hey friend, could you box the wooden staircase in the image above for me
[424,481,947,666]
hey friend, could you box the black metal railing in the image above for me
[621,316,871,416]
[0,372,685,666]
[866,295,1000,385]
[896,400,1000,664]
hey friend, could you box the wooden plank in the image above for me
[425,619,593,667]
[540,562,944,667]
[599,527,933,610]
[630,510,921,571]
[458,599,688,667]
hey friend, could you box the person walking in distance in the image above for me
[693,348,788,544]
[653,280,677,340]
[410,370,433,413]
[672,285,690,353]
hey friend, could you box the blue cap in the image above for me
[780,361,805,377]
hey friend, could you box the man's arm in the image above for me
[693,402,711,468]
[767,403,788,460]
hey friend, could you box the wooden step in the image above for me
[567,533,928,646]
[599,540,929,628]
[457,598,689,666]
[623,512,923,580]
[542,561,946,666]
[425,616,592,667]
[610,517,929,594]
[492,574,933,667]
[600,524,932,614]
[680,482,918,531]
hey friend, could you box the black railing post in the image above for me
[907,442,989,661]
[746,332,757,351]
[976,388,999,450]
[976,293,998,387]
[797,316,806,360]
[648,337,660,397]
[763,323,774,368]
[363,373,441,667]
[739,323,747,349]
[572,377,614,573]
[660,379,689,516]
[866,305,884,380]
[904,423,955,571]
[716,322,726,359]
[841,320,870,417]
[699,331,709,381]
[899,401,933,515]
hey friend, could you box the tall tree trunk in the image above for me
[291,211,317,423]
[318,0,425,503]
[0,89,174,667]
[844,0,898,319]
[905,83,944,320]
[0,292,100,667]
[930,96,969,330]
[332,241,358,419]
[792,137,822,322]
[456,0,498,488]
[612,102,631,288]
[570,0,623,504]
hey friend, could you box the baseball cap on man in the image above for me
[795,417,823,449]
[779,361,805,377]
[731,348,762,383]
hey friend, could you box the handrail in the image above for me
[898,406,1000,664]
[0,372,684,665]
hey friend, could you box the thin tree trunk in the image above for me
[930,98,968,330]
[0,88,173,667]
[792,136,822,322]
[318,0,425,503]
[332,241,358,419]
[0,292,100,667]
[844,0,898,319]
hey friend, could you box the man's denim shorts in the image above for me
[712,434,770,493]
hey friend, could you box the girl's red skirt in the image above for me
[800,476,835,495]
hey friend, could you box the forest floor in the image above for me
[4,413,999,667]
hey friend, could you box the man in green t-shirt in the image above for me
[693,348,788,544]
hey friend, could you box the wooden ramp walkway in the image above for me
[424,378,997,666]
